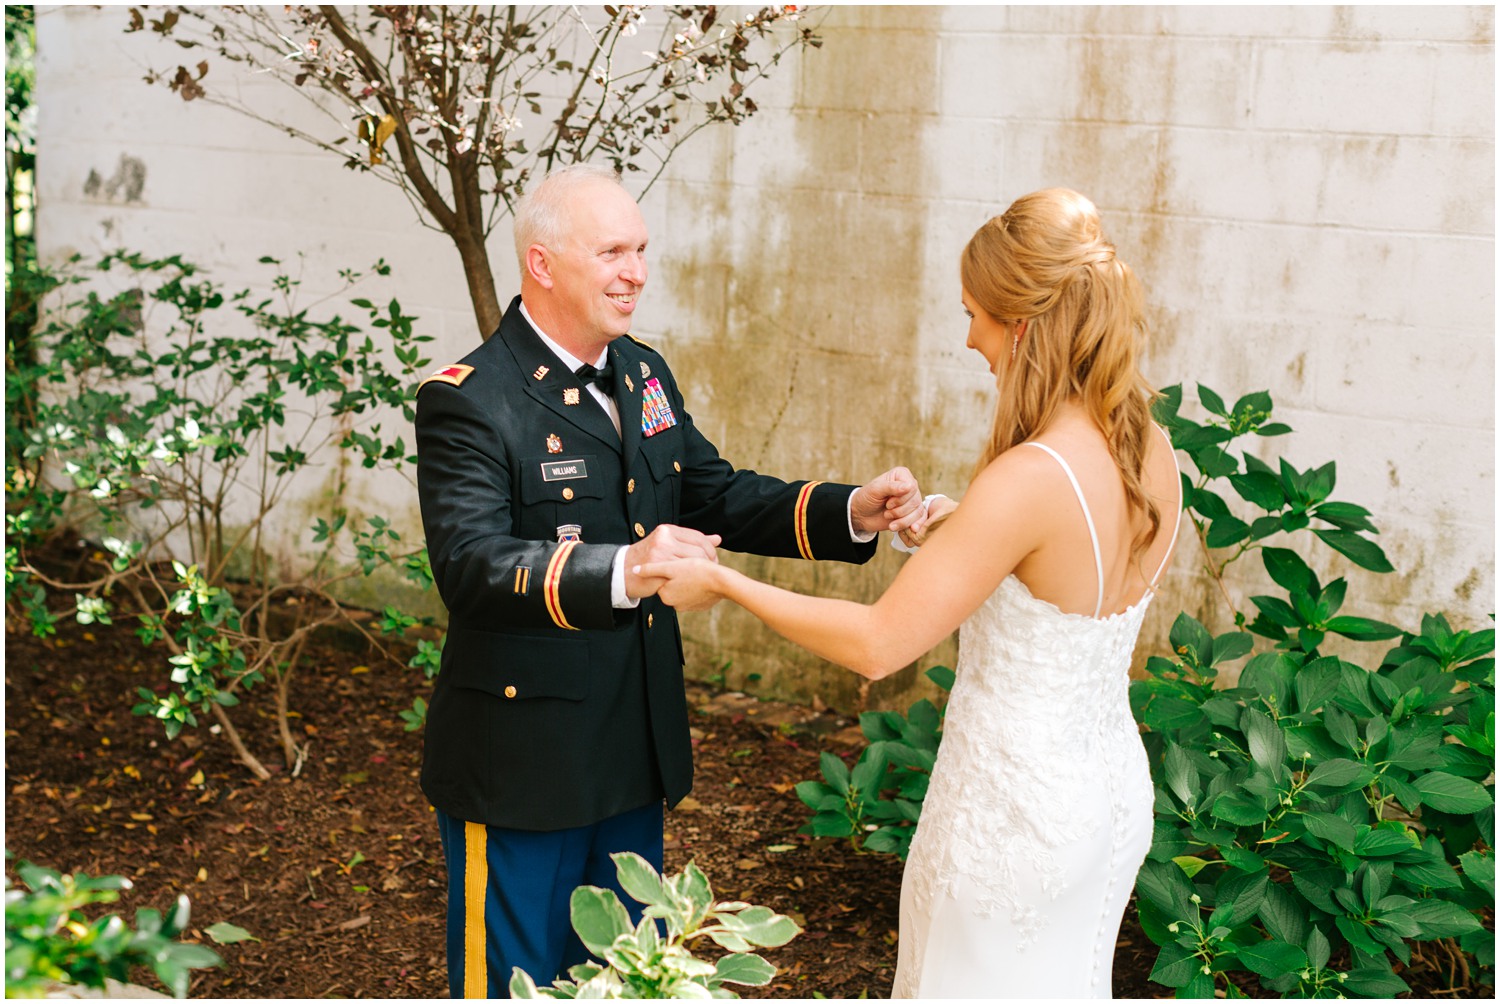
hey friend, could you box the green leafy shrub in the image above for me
[509,852,800,999]
[4,858,222,998]
[794,666,952,858]
[5,251,440,777]
[1131,385,1494,998]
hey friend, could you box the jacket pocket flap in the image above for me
[640,436,682,482]
[446,629,590,701]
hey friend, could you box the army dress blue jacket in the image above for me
[414,297,877,831]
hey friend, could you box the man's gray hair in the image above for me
[513,164,623,271]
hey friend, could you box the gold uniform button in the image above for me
[504,685,517,699]
[648,613,654,628]
[673,461,681,473]
[627,478,636,494]
[561,487,574,501]
[634,522,646,538]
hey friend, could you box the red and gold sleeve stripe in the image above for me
[543,541,579,630]
[793,481,823,561]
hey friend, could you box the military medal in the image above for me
[640,377,678,438]
[624,374,634,393]
[640,361,650,379]
[563,387,581,405]
[556,524,582,543]
[533,364,550,381]
[546,433,562,454]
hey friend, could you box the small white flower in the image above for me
[1201,965,1211,975]
[182,418,200,441]
[106,425,127,448]
[90,478,113,499]
[1168,922,1180,933]
[1190,893,1202,904]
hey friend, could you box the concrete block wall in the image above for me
[33,6,1495,715]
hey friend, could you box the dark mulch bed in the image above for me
[4,612,1477,998]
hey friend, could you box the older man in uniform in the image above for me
[414,164,924,997]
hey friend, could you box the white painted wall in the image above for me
[34,6,1495,712]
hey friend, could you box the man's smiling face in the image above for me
[545,178,649,355]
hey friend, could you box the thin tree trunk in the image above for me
[210,703,272,780]
[455,222,502,340]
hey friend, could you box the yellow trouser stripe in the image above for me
[794,481,822,560]
[463,821,488,998]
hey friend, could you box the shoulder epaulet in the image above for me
[623,334,660,356]
[417,363,475,393]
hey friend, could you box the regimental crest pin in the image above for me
[640,361,651,379]
[533,364,550,381]
[624,374,634,393]
[546,433,563,454]
[556,524,582,543]
[563,387,581,406]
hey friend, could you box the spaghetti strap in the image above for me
[1149,424,1183,588]
[1024,442,1105,618]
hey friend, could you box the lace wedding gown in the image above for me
[892,441,1179,999]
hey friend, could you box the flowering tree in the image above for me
[126,5,821,338]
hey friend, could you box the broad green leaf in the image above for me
[1234,939,1307,978]
[1326,616,1401,641]
[713,952,775,986]
[1197,383,1227,416]
[1342,966,1409,996]
[1406,898,1483,939]
[1301,812,1357,852]
[1353,826,1417,857]
[1137,859,1196,920]
[818,751,850,794]
[1293,657,1342,713]
[1148,942,1198,988]
[1220,846,1265,872]
[1312,528,1394,573]
[1305,757,1374,790]
[612,852,666,908]
[1262,547,1315,594]
[569,886,632,956]
[205,921,257,944]
[1169,613,1214,666]
[1459,850,1495,897]
[1210,631,1255,666]
[1242,707,1288,779]
[1164,742,1199,807]
[1257,880,1308,946]
[849,744,888,797]
[1178,968,1216,999]
[1228,471,1284,511]
[1217,869,1269,927]
[1172,855,1211,878]
[509,966,544,998]
[716,905,800,948]
[1211,791,1270,827]
[1206,515,1250,548]
[924,665,956,691]
[1414,771,1493,813]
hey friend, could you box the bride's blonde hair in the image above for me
[961,188,1161,557]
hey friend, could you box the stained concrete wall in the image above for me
[34,6,1495,714]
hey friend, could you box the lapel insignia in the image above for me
[533,364,550,381]
[546,433,563,454]
[556,524,582,543]
[563,387,581,406]
[640,361,651,379]
[641,377,678,438]
[417,363,475,392]
[624,374,634,393]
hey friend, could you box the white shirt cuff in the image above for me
[611,546,641,608]
[848,490,877,543]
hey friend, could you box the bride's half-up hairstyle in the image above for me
[962,187,1162,556]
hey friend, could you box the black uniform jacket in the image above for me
[415,297,877,831]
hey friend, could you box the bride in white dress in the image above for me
[640,188,1182,998]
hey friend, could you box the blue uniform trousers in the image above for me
[435,801,664,998]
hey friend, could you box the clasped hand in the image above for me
[851,466,926,536]
[623,525,722,602]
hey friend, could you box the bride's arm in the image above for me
[641,447,1060,679]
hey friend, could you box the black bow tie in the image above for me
[575,361,614,393]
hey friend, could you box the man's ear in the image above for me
[526,245,554,289]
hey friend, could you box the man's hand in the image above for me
[624,525,722,599]
[851,466,924,535]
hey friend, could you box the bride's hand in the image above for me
[898,494,959,548]
[633,557,725,612]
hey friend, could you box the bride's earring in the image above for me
[1011,333,1020,361]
